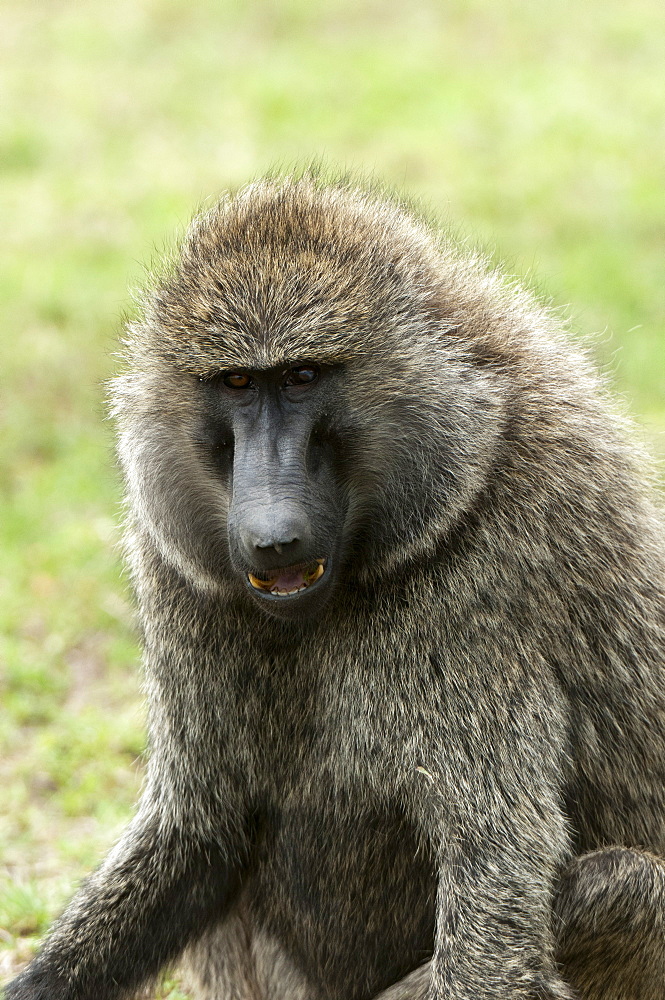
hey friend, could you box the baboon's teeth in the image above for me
[248,559,326,597]
[305,562,325,585]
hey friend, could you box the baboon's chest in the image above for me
[247,791,436,1000]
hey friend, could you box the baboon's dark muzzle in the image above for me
[229,435,316,571]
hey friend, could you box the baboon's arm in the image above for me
[403,692,577,1000]
[4,815,242,1000]
[426,869,575,1000]
[374,849,665,1000]
[368,829,576,999]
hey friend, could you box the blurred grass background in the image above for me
[1,0,663,993]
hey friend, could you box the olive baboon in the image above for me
[6,176,665,1000]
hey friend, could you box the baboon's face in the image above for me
[198,362,350,619]
[118,185,508,603]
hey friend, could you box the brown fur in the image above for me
[5,175,665,1000]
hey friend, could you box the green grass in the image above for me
[1,0,664,992]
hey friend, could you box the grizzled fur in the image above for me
[5,176,665,1000]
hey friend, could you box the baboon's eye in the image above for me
[222,371,252,389]
[284,365,319,387]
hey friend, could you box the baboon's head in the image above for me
[114,177,511,619]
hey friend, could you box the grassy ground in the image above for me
[1,0,664,994]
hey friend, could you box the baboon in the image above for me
[5,175,665,1000]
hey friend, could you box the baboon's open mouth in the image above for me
[248,559,326,597]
